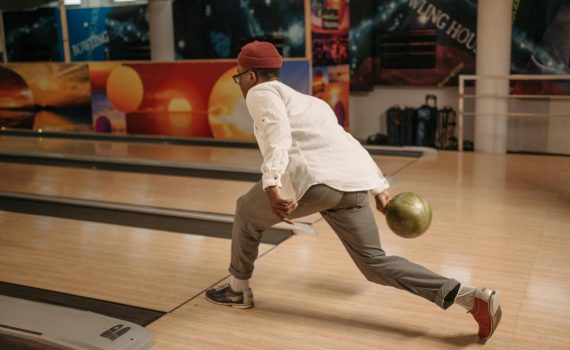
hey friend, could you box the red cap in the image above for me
[237,41,283,69]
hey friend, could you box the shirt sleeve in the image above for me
[370,167,391,195]
[246,86,292,190]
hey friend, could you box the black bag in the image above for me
[366,133,388,145]
[415,95,438,147]
[437,107,457,150]
[386,105,416,146]
[401,107,416,145]
[386,106,402,146]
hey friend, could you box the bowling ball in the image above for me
[386,192,432,238]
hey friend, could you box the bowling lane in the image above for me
[0,136,263,169]
[0,211,274,312]
[0,154,414,225]
[0,162,324,225]
[0,162,255,215]
[0,135,416,174]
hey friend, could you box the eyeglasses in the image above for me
[232,70,251,84]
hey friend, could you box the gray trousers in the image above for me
[229,182,460,309]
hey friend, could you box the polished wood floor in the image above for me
[0,211,274,312]
[0,157,413,217]
[1,137,569,349]
[0,136,263,169]
[147,151,570,350]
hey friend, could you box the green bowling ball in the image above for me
[386,192,432,238]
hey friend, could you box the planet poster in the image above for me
[89,62,127,133]
[121,62,234,138]
[88,60,310,139]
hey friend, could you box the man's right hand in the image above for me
[265,186,298,224]
[375,190,392,215]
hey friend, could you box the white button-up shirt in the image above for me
[246,80,390,201]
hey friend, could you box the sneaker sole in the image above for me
[205,296,254,309]
[480,290,502,342]
[490,290,501,315]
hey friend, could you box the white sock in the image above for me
[455,285,476,311]
[229,276,250,292]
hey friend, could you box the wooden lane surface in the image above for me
[0,136,263,168]
[0,156,413,223]
[0,162,260,216]
[148,152,570,349]
[508,190,570,349]
[0,135,414,174]
[0,211,274,312]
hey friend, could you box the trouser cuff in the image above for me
[435,279,461,310]
[229,266,253,280]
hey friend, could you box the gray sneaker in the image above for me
[205,283,254,309]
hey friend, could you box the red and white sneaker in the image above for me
[470,287,502,342]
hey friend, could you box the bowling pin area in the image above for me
[0,130,569,350]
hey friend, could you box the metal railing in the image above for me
[458,74,570,151]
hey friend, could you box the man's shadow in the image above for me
[257,302,480,347]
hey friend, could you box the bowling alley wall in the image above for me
[1,0,569,144]
[0,0,350,139]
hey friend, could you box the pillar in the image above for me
[58,0,72,62]
[474,0,513,153]
[148,0,175,61]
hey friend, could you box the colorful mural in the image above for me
[67,5,150,61]
[0,63,92,131]
[1,60,310,140]
[311,0,350,128]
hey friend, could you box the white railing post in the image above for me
[458,75,465,151]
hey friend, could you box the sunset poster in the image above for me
[89,62,127,133]
[89,60,310,139]
[0,63,92,131]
